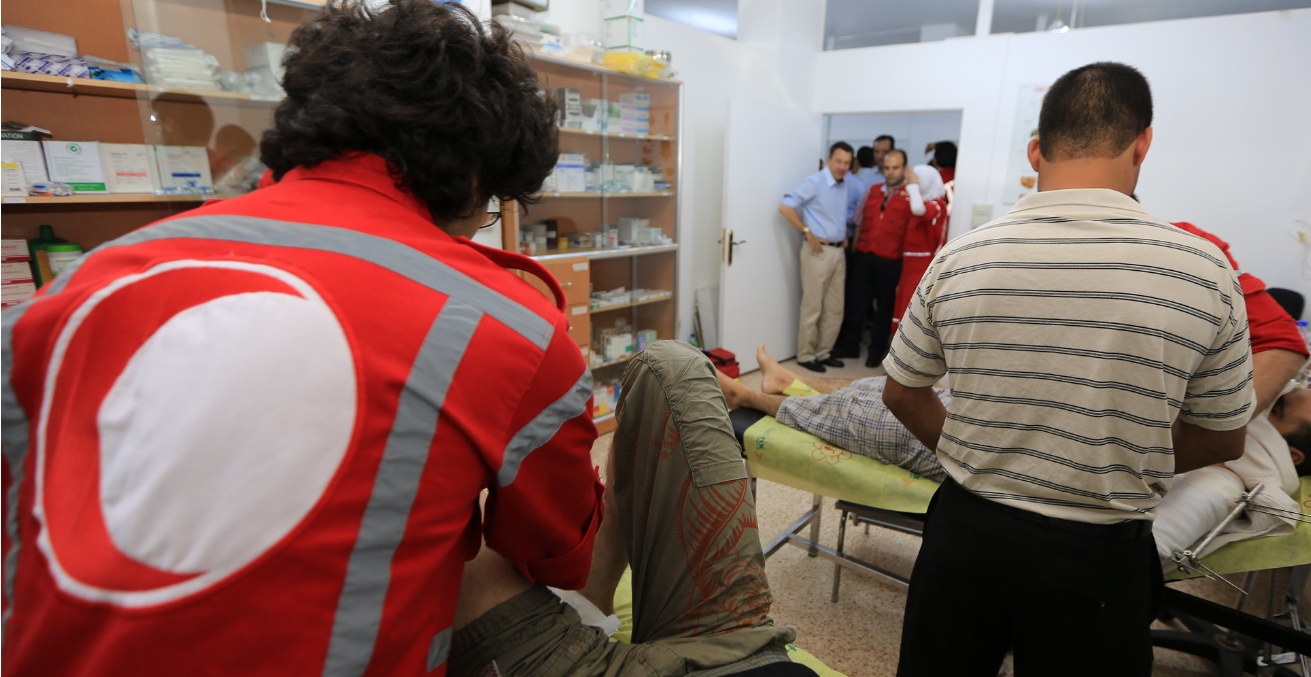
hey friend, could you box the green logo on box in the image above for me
[66,143,82,154]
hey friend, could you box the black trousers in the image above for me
[835,251,902,359]
[896,478,1163,677]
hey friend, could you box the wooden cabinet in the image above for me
[1,0,321,248]
[504,53,682,434]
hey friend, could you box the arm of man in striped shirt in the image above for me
[882,266,950,450]
[1172,270,1255,473]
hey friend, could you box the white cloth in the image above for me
[1155,399,1302,563]
[906,166,944,217]
[548,587,621,637]
[915,164,946,201]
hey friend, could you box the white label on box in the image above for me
[1,239,31,261]
[572,306,588,315]
[1,261,33,282]
[100,143,159,194]
[1,280,36,305]
[572,262,589,271]
[1,140,49,184]
[44,141,108,193]
[154,145,215,193]
[1,161,25,197]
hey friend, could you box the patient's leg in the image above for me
[616,341,795,666]
[718,369,787,416]
[577,448,627,615]
[757,345,850,394]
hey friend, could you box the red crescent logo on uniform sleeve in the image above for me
[34,260,357,608]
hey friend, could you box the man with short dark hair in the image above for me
[886,62,1255,676]
[780,142,860,372]
[929,140,957,183]
[1,3,602,675]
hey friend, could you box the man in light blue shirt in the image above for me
[854,135,894,189]
[780,141,858,372]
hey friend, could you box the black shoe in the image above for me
[821,357,845,368]
[865,349,887,368]
[797,360,827,373]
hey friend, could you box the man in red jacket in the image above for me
[1,3,603,676]
[835,149,916,367]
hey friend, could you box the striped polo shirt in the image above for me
[884,189,1255,524]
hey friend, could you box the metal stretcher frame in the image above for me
[730,407,1311,673]
[733,408,931,596]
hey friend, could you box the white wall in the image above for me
[814,9,1311,298]
[825,111,963,167]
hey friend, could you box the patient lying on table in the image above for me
[717,347,1310,565]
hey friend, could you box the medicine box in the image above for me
[2,133,49,184]
[553,88,583,128]
[1,239,32,262]
[1,261,33,282]
[618,92,650,109]
[43,141,108,193]
[100,143,160,194]
[154,145,214,193]
[581,98,607,133]
[1,162,25,197]
[1,279,36,307]
[556,153,586,193]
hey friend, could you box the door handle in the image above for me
[727,230,747,266]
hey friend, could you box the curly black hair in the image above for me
[260,0,559,225]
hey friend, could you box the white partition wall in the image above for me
[813,9,1311,298]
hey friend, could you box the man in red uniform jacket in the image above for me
[0,3,603,676]
[835,149,915,367]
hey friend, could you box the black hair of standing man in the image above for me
[1038,61,1153,161]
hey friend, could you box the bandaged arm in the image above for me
[906,183,925,217]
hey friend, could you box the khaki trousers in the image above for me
[796,243,846,363]
[449,342,795,677]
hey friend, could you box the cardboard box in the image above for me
[154,145,214,193]
[556,153,586,193]
[44,141,108,193]
[1,161,26,197]
[1,136,49,184]
[618,92,651,109]
[1,279,36,306]
[553,88,582,128]
[99,143,160,194]
[1,239,32,262]
[1,261,33,282]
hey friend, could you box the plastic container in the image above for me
[45,242,83,277]
[28,224,69,286]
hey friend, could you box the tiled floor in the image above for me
[590,353,1306,676]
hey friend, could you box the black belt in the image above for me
[942,478,1153,541]
[822,240,843,247]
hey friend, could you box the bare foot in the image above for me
[757,346,798,394]
[716,369,748,410]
